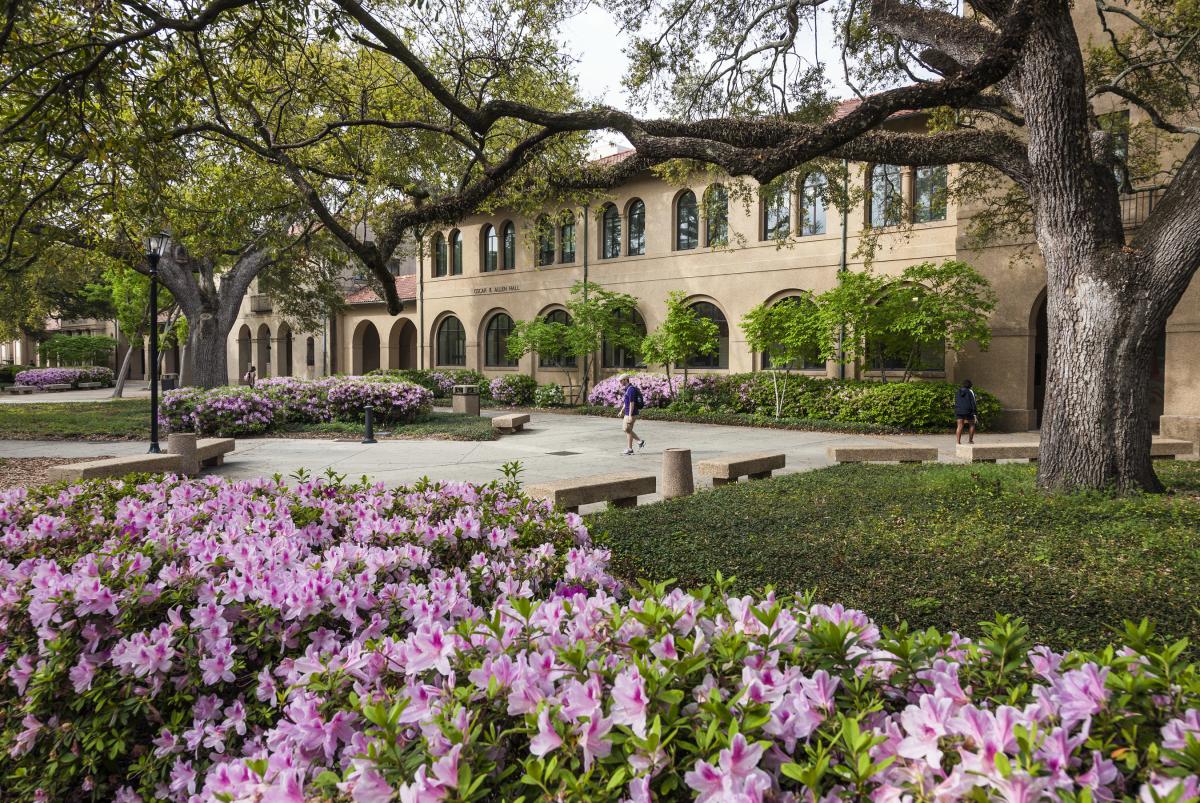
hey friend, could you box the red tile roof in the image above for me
[345,275,417,305]
[589,147,636,167]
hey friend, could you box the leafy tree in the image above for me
[640,292,719,396]
[39,335,116,367]
[507,282,642,399]
[740,297,823,418]
[813,271,892,379]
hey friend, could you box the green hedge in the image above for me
[573,405,906,434]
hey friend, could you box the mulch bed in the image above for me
[0,457,113,490]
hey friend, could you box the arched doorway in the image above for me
[388,319,418,369]
[237,325,252,381]
[256,324,272,378]
[277,322,293,377]
[1031,294,1165,429]
[352,321,381,374]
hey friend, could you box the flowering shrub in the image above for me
[535,382,566,407]
[256,376,338,423]
[160,385,282,436]
[367,369,456,397]
[0,473,611,801]
[326,377,433,424]
[0,468,1197,802]
[588,373,720,408]
[13,366,113,388]
[489,373,538,406]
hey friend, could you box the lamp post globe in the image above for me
[144,232,169,454]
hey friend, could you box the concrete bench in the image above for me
[46,453,183,483]
[698,451,786,486]
[6,385,36,394]
[197,438,236,467]
[527,472,656,514]
[44,383,73,392]
[827,445,939,464]
[956,442,1040,463]
[492,413,530,434]
[1152,437,1194,459]
[77,382,103,389]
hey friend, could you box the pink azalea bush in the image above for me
[489,373,537,406]
[0,474,1198,801]
[162,377,432,436]
[14,366,113,388]
[588,373,722,408]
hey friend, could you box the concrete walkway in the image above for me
[0,382,151,404]
[0,410,1043,506]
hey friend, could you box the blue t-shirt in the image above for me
[622,385,638,416]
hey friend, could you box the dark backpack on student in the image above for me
[632,386,645,413]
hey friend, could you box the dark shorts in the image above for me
[956,415,975,422]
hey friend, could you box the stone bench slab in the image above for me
[957,442,1040,462]
[196,438,236,467]
[698,451,785,485]
[827,445,939,464]
[492,413,530,433]
[528,472,656,513]
[44,383,73,391]
[77,382,102,389]
[6,385,36,394]
[1151,438,1193,458]
[46,454,183,483]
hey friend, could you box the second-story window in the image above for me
[676,190,699,250]
[869,164,902,227]
[482,224,498,272]
[601,203,621,259]
[433,233,447,277]
[913,166,948,223]
[560,215,576,262]
[502,222,517,269]
[800,173,827,236]
[705,184,729,246]
[449,230,463,275]
[627,199,646,256]
[762,180,791,240]
[537,217,555,266]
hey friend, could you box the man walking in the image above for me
[620,375,646,455]
[955,379,978,445]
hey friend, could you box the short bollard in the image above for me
[661,448,694,499]
[362,409,377,444]
[167,432,199,476]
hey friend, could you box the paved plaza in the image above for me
[0,407,1053,507]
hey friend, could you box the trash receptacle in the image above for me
[452,384,480,416]
[161,373,178,392]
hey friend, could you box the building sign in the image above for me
[472,285,520,295]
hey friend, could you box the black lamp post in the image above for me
[145,232,169,454]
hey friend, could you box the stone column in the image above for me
[167,433,199,476]
[661,448,694,499]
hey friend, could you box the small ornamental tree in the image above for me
[741,297,823,418]
[507,281,642,400]
[640,291,719,397]
[38,334,116,367]
[814,271,891,380]
[881,260,997,381]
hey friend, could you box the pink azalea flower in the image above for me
[612,666,650,737]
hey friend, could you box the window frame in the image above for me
[536,216,555,266]
[436,316,466,366]
[601,307,647,370]
[704,184,729,247]
[627,199,646,256]
[676,190,699,250]
[484,313,518,368]
[501,221,517,270]
[684,301,729,370]
[869,164,903,228]
[913,165,948,223]
[433,232,447,277]
[449,230,463,275]
[538,309,577,368]
[762,181,792,241]
[560,215,576,263]
[482,224,498,272]
[799,173,827,236]
[601,204,621,260]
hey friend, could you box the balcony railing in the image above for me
[1120,186,1167,227]
[250,295,273,314]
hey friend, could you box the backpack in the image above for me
[632,386,645,413]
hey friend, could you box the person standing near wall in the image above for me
[955,379,978,445]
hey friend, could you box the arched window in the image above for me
[627,199,646,256]
[686,301,729,369]
[560,214,576,262]
[482,224,498,272]
[449,230,463,275]
[436,316,466,366]
[432,233,447,277]
[537,217,555,266]
[602,308,647,369]
[601,204,621,259]
[869,164,902,227]
[485,313,518,367]
[914,166,948,223]
[762,295,824,370]
[704,184,729,247]
[502,222,517,269]
[763,180,791,240]
[800,173,827,236]
[539,309,577,368]
[305,337,316,367]
[676,190,699,250]
[867,290,946,374]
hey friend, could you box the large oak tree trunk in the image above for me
[188,309,231,389]
[1037,258,1163,492]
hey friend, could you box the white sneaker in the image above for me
[638,439,645,449]
[622,449,634,456]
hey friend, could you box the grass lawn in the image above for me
[588,461,1200,650]
[0,402,496,441]
[0,399,151,439]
